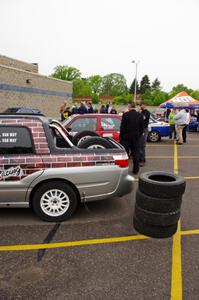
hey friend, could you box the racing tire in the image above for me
[78,137,114,149]
[134,203,180,226]
[133,216,178,239]
[138,171,186,199]
[73,131,99,146]
[32,181,78,222]
[136,189,182,213]
[147,131,161,143]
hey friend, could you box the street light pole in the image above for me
[132,60,139,103]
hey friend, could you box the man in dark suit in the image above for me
[120,101,144,174]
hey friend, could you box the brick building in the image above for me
[0,55,72,118]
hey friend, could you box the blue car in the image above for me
[188,116,199,132]
[147,117,170,142]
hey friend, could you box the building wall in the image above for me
[0,55,38,73]
[0,59,72,119]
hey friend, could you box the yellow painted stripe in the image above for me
[184,176,199,180]
[0,234,149,252]
[171,222,182,300]
[173,142,178,175]
[181,229,199,236]
[171,142,182,300]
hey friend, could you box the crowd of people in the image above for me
[60,101,117,121]
[59,99,197,175]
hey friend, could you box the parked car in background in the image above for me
[153,107,165,119]
[62,114,171,143]
[2,107,43,115]
[188,116,199,132]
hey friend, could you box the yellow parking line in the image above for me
[184,176,199,180]
[171,142,182,300]
[174,142,178,175]
[0,234,149,252]
[171,222,182,300]
[181,229,199,236]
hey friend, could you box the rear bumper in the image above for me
[83,173,134,202]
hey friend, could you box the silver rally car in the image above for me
[0,115,133,222]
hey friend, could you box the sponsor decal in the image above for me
[0,166,23,180]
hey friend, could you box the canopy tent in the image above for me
[160,91,199,109]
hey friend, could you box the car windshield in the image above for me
[62,116,75,126]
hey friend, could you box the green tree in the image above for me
[101,73,128,96]
[91,94,100,104]
[152,90,169,106]
[129,79,140,94]
[87,75,103,95]
[151,78,161,91]
[191,90,199,100]
[73,79,92,97]
[51,65,81,81]
[141,90,153,105]
[140,75,151,94]
[169,84,193,97]
[112,94,132,105]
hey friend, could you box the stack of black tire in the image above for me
[133,171,186,238]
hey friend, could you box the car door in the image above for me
[0,125,43,203]
[99,116,121,142]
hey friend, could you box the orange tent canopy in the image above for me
[160,91,199,108]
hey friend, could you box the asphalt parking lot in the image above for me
[0,132,198,299]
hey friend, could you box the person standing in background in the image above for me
[60,101,68,121]
[169,108,177,139]
[174,108,188,145]
[87,102,94,113]
[78,101,88,114]
[120,102,144,175]
[182,108,190,143]
[138,102,150,166]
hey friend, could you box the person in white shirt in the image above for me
[174,108,190,144]
[182,109,190,143]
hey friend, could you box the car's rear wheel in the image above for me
[147,131,161,143]
[32,181,78,222]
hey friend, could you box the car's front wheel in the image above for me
[32,181,78,222]
[147,131,161,143]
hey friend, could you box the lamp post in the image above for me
[132,60,139,103]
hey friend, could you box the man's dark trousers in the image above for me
[139,128,148,163]
[130,136,141,173]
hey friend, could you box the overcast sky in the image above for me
[1,0,198,91]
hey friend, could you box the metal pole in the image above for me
[132,60,139,103]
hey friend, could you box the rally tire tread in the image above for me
[134,203,180,227]
[136,189,182,213]
[138,171,186,199]
[133,216,178,239]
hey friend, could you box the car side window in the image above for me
[70,118,97,132]
[101,117,121,131]
[0,126,34,155]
